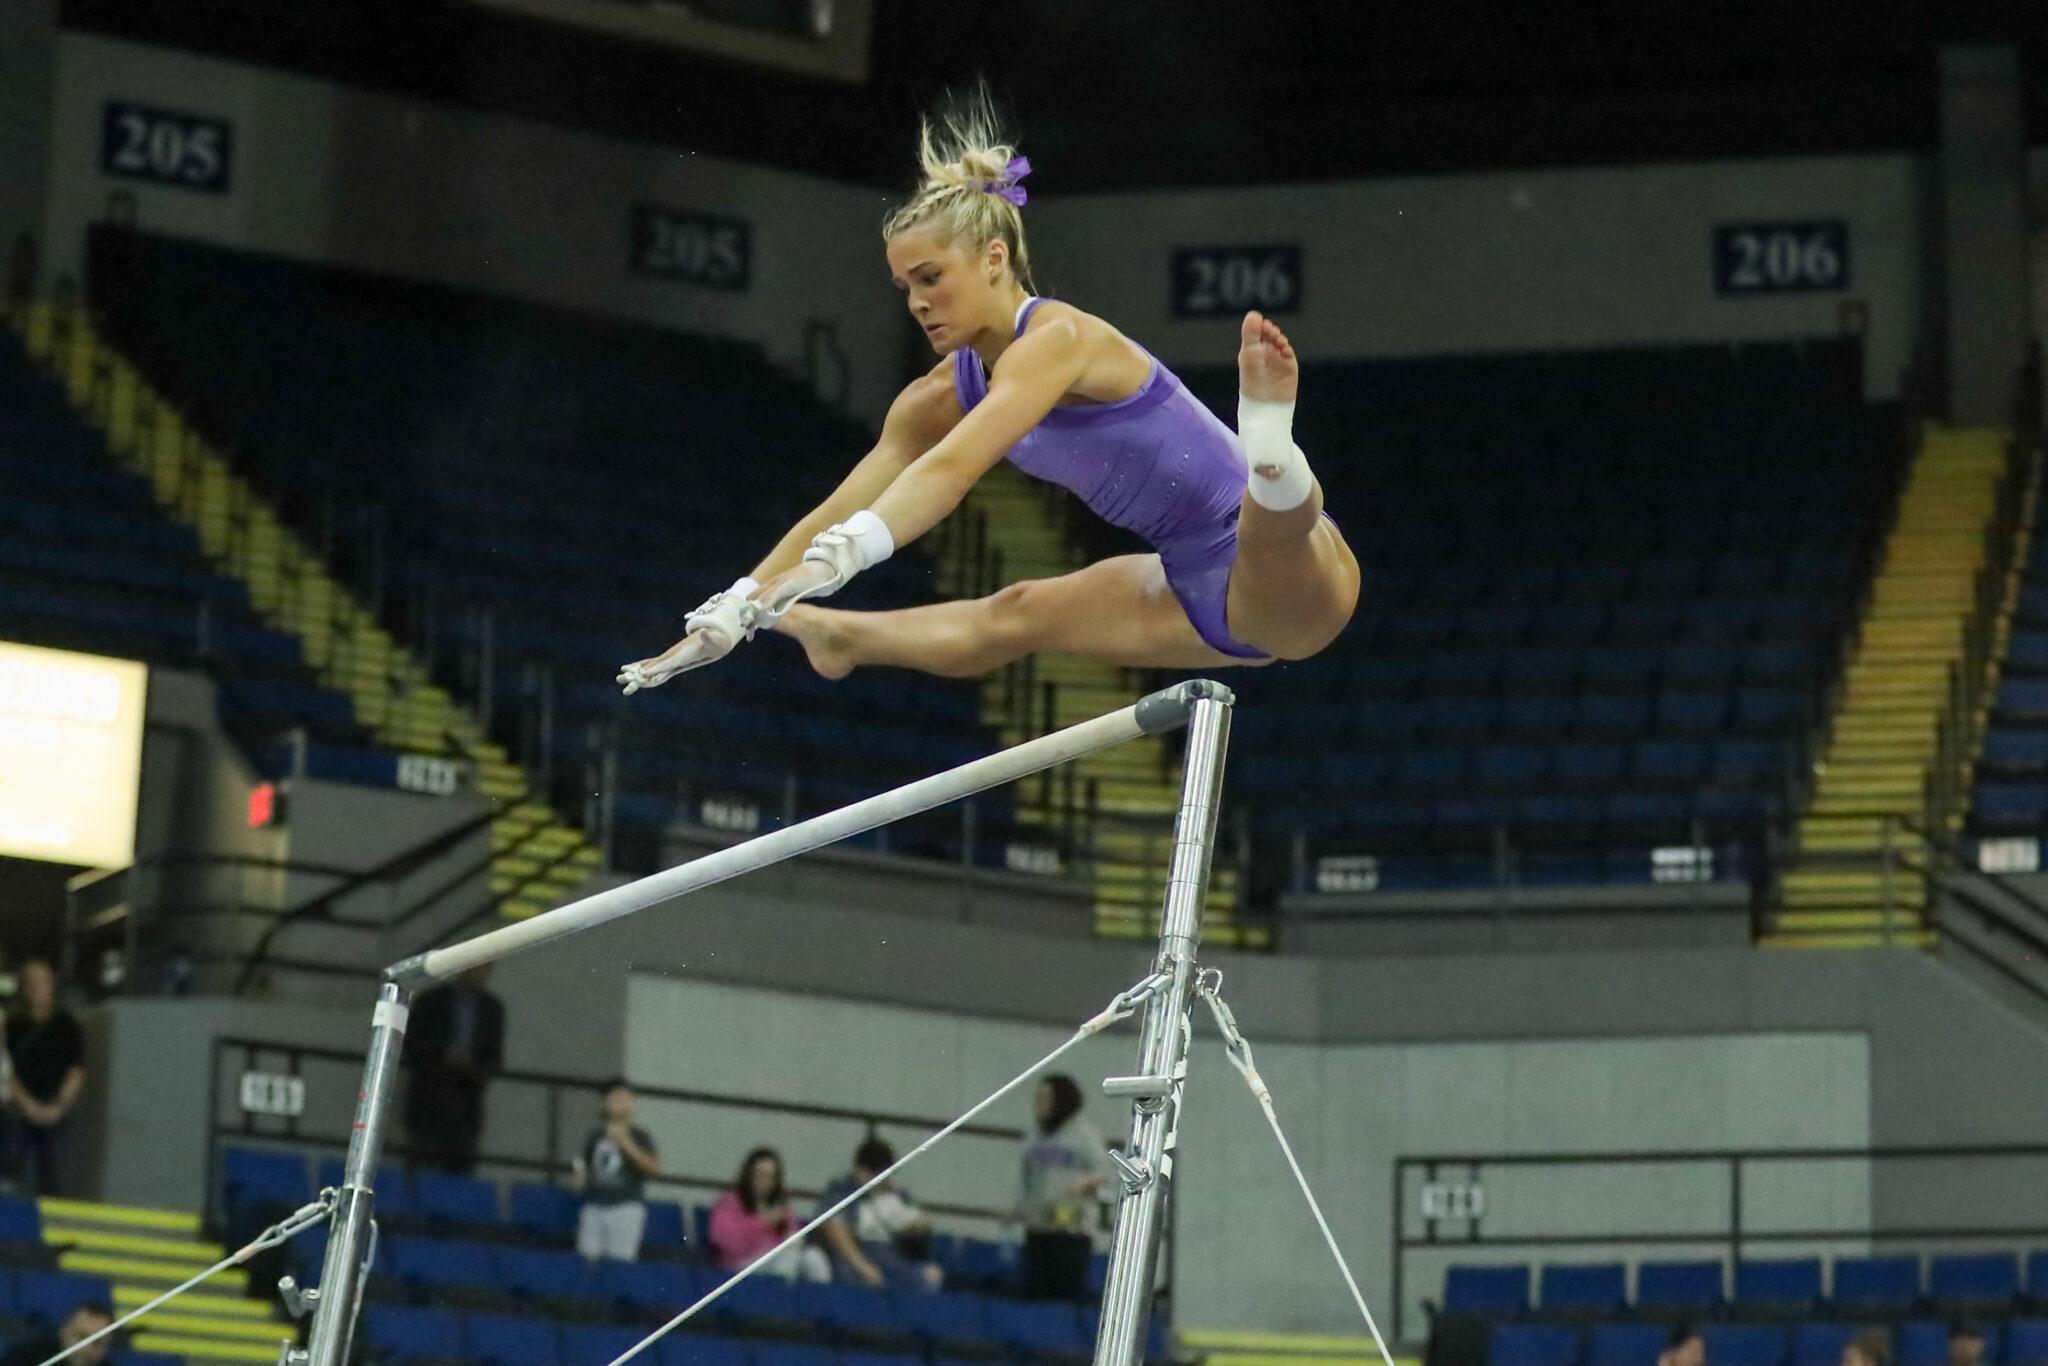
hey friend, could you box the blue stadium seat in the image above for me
[1444,1265,1532,1315]
[1832,1255,1920,1307]
[17,1271,111,1324]
[413,1172,503,1228]
[0,1197,42,1244]
[2006,1321,2048,1366]
[1790,1323,1853,1366]
[751,1346,838,1366]
[1733,1258,1822,1307]
[642,1200,690,1251]
[492,1246,593,1302]
[658,1336,751,1366]
[508,1184,580,1242]
[388,1235,493,1290]
[986,1301,1090,1356]
[900,1292,992,1346]
[1929,1252,2018,1303]
[597,1259,696,1312]
[1700,1325,1786,1366]
[1896,1322,1949,1366]
[1488,1325,1581,1366]
[1587,1325,1668,1366]
[1636,1260,1722,1309]
[1539,1264,1625,1313]
[790,1282,898,1336]
[465,1312,561,1366]
[562,1326,653,1364]
[222,1148,311,1212]
[1974,783,2048,830]
[362,1305,461,1359]
[2030,1250,2048,1297]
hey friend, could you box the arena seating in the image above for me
[1444,1254,2047,1366]
[0,1198,174,1366]
[86,229,1007,871]
[1173,340,1898,894]
[225,1146,1149,1366]
[0,320,361,748]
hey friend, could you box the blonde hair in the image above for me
[882,89,1037,294]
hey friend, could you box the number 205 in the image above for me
[101,103,231,192]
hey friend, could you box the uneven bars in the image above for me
[389,679,1226,985]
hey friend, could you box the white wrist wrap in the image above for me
[1238,395,1314,512]
[802,509,895,590]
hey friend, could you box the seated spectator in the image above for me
[814,1137,942,1291]
[1018,1073,1114,1302]
[571,1079,660,1263]
[1844,1330,1892,1366]
[1948,1321,1986,1366]
[1,1302,114,1366]
[2,959,87,1196]
[1659,1327,1705,1366]
[707,1146,827,1282]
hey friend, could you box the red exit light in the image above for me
[248,782,279,828]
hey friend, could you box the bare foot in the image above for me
[772,605,857,680]
[1238,310,1298,405]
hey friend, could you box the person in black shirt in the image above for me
[400,967,504,1175]
[3,960,87,1196]
[0,1301,113,1366]
[570,1080,659,1262]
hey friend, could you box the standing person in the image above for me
[2,959,87,1196]
[814,1137,942,1291]
[618,87,1359,693]
[571,1079,660,1263]
[401,966,504,1175]
[707,1147,827,1283]
[1017,1073,1114,1302]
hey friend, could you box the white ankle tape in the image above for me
[1238,395,1313,511]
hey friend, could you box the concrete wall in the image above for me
[41,32,908,422]
[1027,154,1926,398]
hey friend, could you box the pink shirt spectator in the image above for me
[708,1189,796,1270]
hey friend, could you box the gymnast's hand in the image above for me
[616,579,761,694]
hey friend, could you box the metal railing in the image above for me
[207,1037,1032,1232]
[1394,1143,2048,1345]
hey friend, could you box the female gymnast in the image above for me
[617,98,1359,693]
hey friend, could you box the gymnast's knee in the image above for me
[981,579,1052,650]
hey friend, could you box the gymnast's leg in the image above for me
[1225,311,1361,660]
[773,555,1244,679]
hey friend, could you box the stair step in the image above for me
[1771,910,1929,933]
[114,1285,276,1320]
[144,1311,297,1343]
[53,1227,226,1264]
[60,1249,249,1288]
[131,1332,293,1362]
[40,1199,199,1234]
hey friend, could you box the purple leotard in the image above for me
[951,298,1268,659]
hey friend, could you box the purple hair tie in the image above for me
[981,155,1030,207]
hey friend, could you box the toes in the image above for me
[1240,311,1265,347]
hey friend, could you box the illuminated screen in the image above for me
[0,641,148,868]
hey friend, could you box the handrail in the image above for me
[209,1036,1025,1229]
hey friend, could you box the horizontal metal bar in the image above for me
[395,681,1219,984]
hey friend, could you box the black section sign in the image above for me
[1712,220,1849,295]
[632,204,752,292]
[1171,244,1302,318]
[100,101,232,193]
